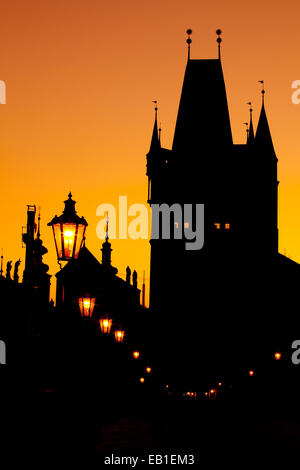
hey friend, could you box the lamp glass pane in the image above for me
[53,224,63,259]
[62,223,76,259]
[74,224,86,259]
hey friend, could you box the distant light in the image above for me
[114,329,125,343]
[146,367,151,374]
[205,392,208,396]
[218,382,222,387]
[140,377,145,384]
[249,370,254,377]
[165,385,169,389]
[274,352,282,361]
[99,317,112,334]
[133,351,140,359]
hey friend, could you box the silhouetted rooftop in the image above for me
[172,59,232,153]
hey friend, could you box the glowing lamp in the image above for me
[274,352,282,361]
[140,377,145,384]
[78,297,95,317]
[146,367,152,374]
[114,329,125,343]
[133,351,140,359]
[249,370,254,377]
[48,193,88,261]
[99,318,112,334]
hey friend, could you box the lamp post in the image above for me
[48,193,88,261]
[78,296,95,317]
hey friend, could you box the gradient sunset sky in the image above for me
[1,0,300,303]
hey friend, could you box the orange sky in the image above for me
[1,0,300,304]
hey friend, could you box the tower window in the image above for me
[214,223,221,230]
[184,222,189,229]
[174,221,179,229]
[225,223,230,230]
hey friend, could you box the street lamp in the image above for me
[99,317,112,334]
[249,369,254,377]
[146,367,152,374]
[114,329,125,343]
[78,296,95,317]
[133,351,140,359]
[274,352,282,361]
[48,193,88,261]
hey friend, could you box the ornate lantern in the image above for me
[78,296,95,317]
[48,193,88,261]
[100,317,112,334]
[114,329,125,343]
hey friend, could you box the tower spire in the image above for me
[101,211,112,267]
[216,29,222,60]
[255,84,276,155]
[186,29,192,61]
[247,102,255,144]
[149,101,160,152]
[142,270,146,307]
[0,248,3,277]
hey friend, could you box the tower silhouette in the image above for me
[146,31,298,387]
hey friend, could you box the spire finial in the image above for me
[152,100,158,120]
[186,29,192,61]
[37,206,41,239]
[216,29,222,60]
[258,80,265,104]
[105,211,109,242]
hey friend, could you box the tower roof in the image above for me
[149,105,160,153]
[248,105,255,144]
[255,102,276,155]
[172,59,232,153]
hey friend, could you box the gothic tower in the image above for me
[146,31,280,385]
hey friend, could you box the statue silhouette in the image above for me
[13,259,21,283]
[6,260,12,280]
